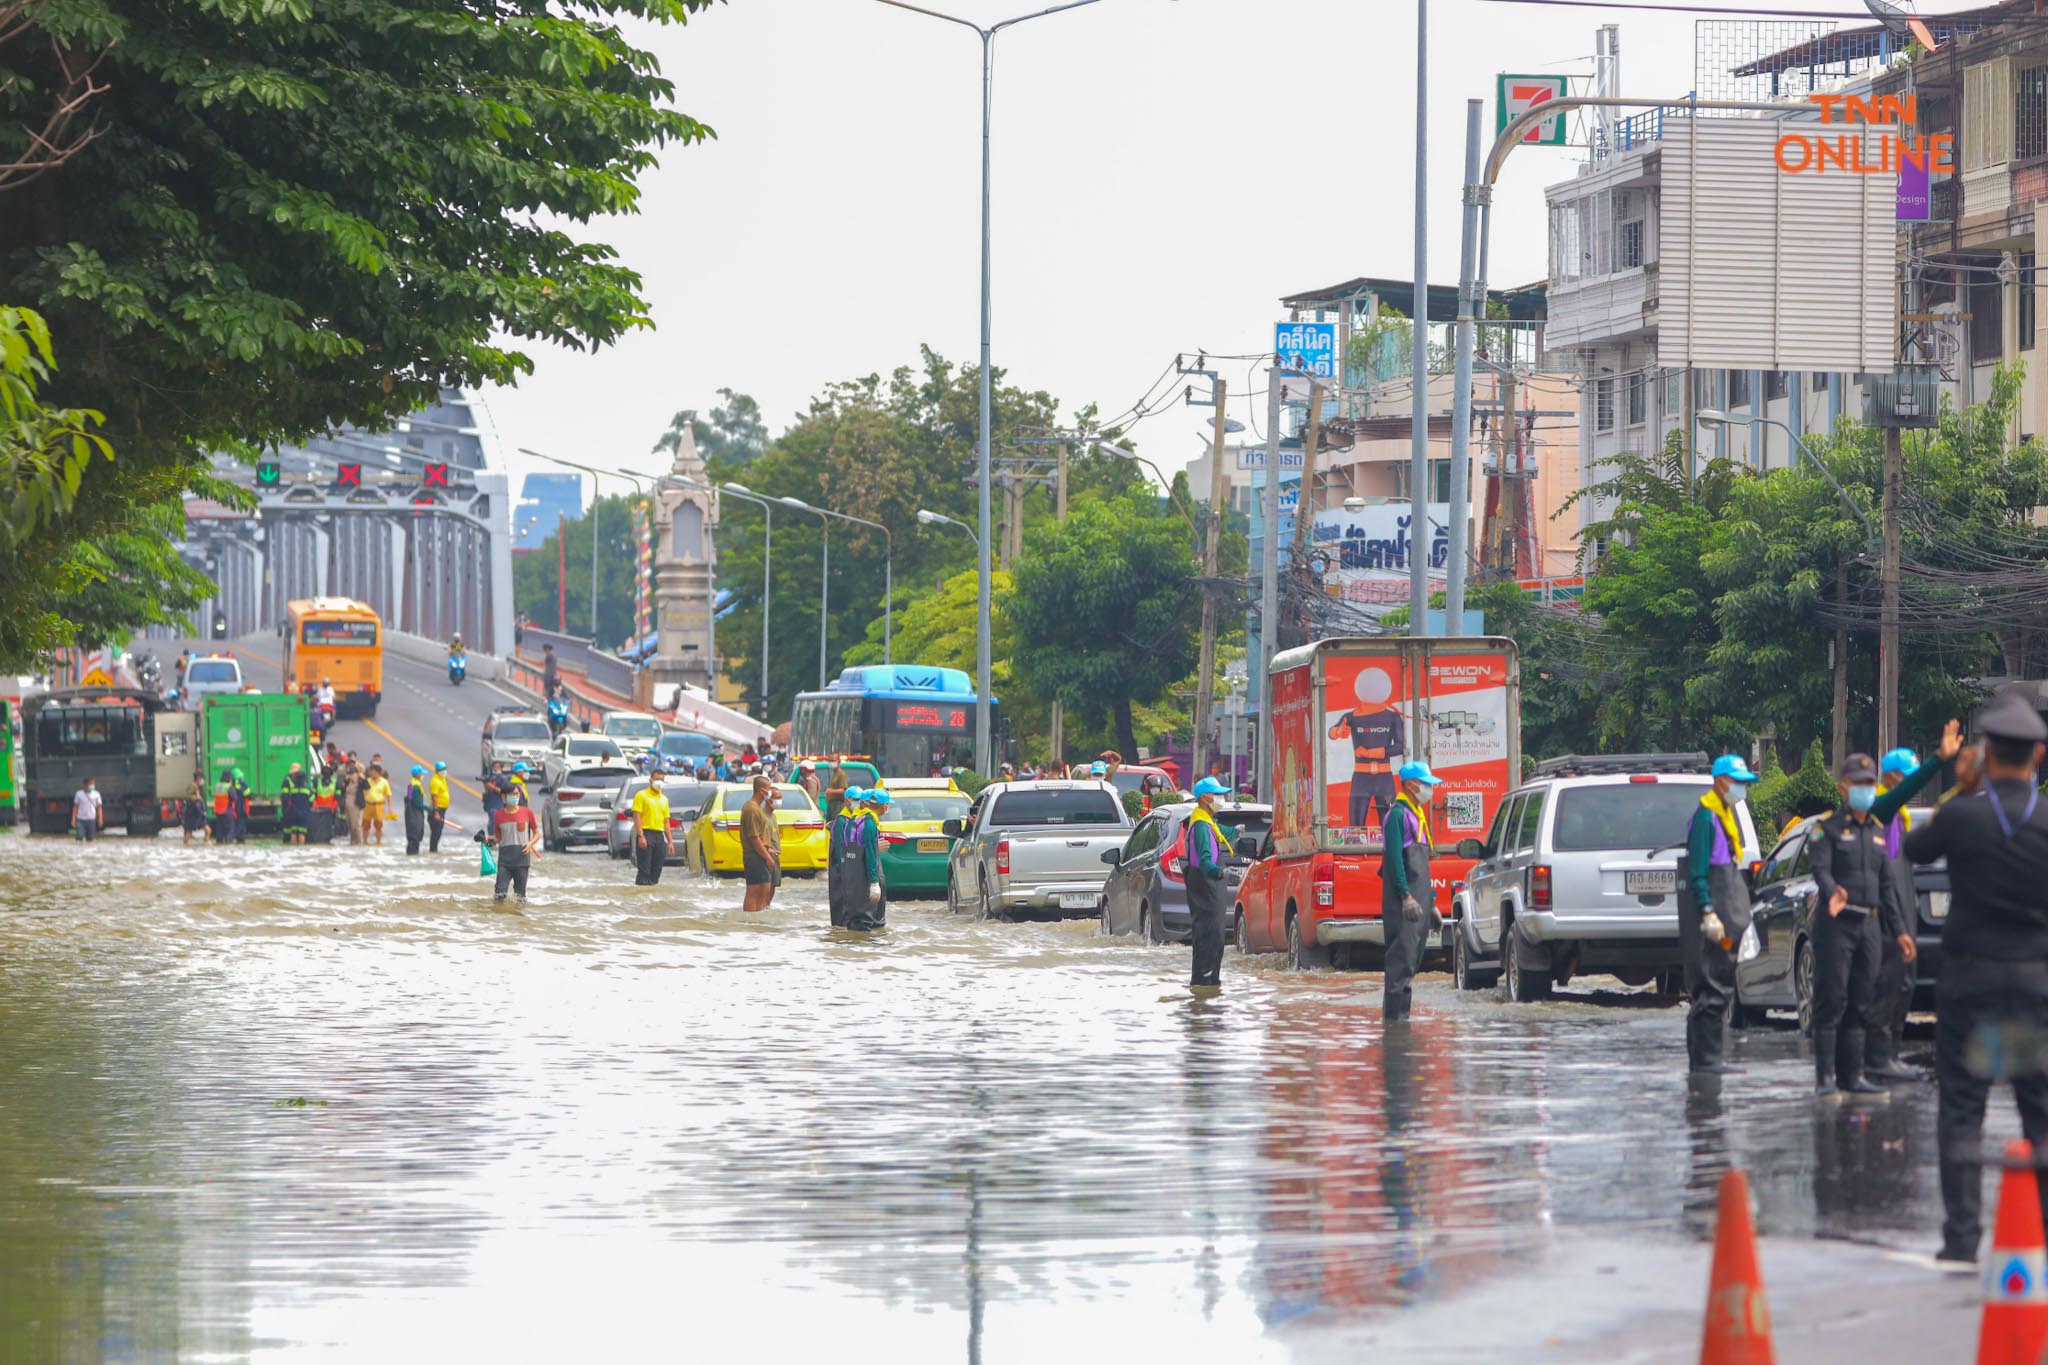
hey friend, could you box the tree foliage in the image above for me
[0,0,715,664]
[512,492,648,648]
[655,387,768,472]
[1009,493,1201,759]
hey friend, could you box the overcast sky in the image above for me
[482,0,1720,500]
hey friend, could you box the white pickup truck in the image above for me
[943,780,1133,920]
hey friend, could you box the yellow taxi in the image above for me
[681,782,830,877]
[874,777,970,899]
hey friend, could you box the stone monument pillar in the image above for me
[647,424,717,705]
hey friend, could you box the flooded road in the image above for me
[0,826,1996,1361]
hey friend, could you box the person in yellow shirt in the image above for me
[631,770,672,886]
[363,765,391,846]
[428,760,452,852]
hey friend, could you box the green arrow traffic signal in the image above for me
[255,460,282,487]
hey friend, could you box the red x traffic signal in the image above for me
[335,463,362,488]
[421,463,449,488]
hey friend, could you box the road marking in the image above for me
[364,718,484,800]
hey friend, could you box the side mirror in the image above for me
[1101,847,1121,866]
[942,818,966,839]
[1455,837,1487,861]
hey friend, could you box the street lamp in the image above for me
[918,507,979,546]
[519,446,610,644]
[1095,440,1197,532]
[720,481,776,711]
[780,498,893,667]
[1696,409,1877,551]
[775,496,832,689]
[874,0,1105,778]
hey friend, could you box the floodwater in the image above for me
[0,832,1983,1362]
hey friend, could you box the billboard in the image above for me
[1657,118,1894,372]
[1275,321,1339,381]
[1497,73,1569,146]
[1303,501,1452,611]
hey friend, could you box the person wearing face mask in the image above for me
[1808,754,1902,1098]
[1678,754,1760,1078]
[1380,760,1444,1024]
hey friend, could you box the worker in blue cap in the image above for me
[1185,775,1237,994]
[846,789,891,932]
[1865,747,1931,1081]
[1380,760,1444,1023]
[827,786,869,928]
[1678,754,1760,1077]
[403,763,430,855]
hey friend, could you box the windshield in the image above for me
[658,732,714,758]
[890,795,969,822]
[494,721,549,743]
[718,786,817,814]
[989,788,1123,826]
[186,661,238,684]
[1218,810,1271,843]
[569,738,623,757]
[1551,781,1715,852]
[606,716,661,739]
[566,767,632,789]
[644,782,713,811]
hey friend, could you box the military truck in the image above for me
[21,688,197,835]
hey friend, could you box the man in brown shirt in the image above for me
[740,775,782,913]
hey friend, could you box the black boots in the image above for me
[1865,1026,1920,1083]
[1814,1027,1839,1095]
[1688,1013,1745,1075]
[1819,1027,1886,1096]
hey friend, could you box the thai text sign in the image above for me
[1274,321,1339,381]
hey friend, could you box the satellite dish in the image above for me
[1863,0,1939,51]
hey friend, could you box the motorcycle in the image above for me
[311,702,336,740]
[546,699,569,738]
[448,651,468,686]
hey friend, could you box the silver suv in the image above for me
[1447,754,1762,1002]
[479,707,552,780]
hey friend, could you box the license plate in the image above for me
[1059,893,1098,910]
[917,838,947,854]
[1626,869,1677,894]
[1926,889,1950,920]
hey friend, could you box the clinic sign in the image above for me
[1274,321,1339,381]
[1497,73,1568,146]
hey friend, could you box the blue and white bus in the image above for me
[789,665,992,778]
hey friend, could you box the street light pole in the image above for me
[780,497,894,667]
[1408,0,1430,635]
[719,483,777,715]
[775,497,831,689]
[874,0,1104,778]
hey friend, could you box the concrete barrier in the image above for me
[386,629,506,681]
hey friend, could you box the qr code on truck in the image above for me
[1443,792,1484,830]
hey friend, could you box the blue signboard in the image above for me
[1274,320,1340,381]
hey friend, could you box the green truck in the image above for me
[0,697,17,827]
[200,693,318,834]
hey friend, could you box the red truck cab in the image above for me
[1236,636,1521,970]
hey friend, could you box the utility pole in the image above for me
[1832,566,1849,768]
[1258,363,1284,804]
[1192,379,1228,781]
[1050,443,1069,763]
[1445,97,1483,628]
[1498,365,1520,580]
[1408,0,1431,635]
[1290,377,1324,648]
[1879,425,1902,755]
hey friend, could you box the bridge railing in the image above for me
[516,623,638,699]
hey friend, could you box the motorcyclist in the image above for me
[546,693,569,738]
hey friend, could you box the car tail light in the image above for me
[997,839,1010,875]
[667,818,681,829]
[1629,774,1658,783]
[881,832,907,846]
[1313,855,1335,907]
[1160,848,1184,883]
[714,818,738,831]
[558,789,583,801]
[1530,864,1552,910]
[615,810,633,822]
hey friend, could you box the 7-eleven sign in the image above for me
[1497,74,1570,146]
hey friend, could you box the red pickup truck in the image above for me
[1235,636,1521,969]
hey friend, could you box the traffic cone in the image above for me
[1699,1168,1775,1364]
[1974,1139,2048,1365]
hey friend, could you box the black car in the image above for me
[1733,811,1947,1033]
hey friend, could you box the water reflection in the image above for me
[0,835,1962,1359]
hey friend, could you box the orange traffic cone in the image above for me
[1699,1168,1775,1364]
[1975,1139,2048,1365]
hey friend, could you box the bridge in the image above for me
[178,390,515,655]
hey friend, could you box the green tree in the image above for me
[1,0,715,663]
[654,388,769,473]
[513,493,649,648]
[1009,493,1200,759]
[0,305,212,666]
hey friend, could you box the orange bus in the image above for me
[283,597,383,717]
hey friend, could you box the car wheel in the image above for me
[1502,920,1551,1003]
[1287,908,1330,971]
[1234,908,1251,955]
[1099,896,1112,936]
[979,878,1001,921]
[946,874,961,916]
[1794,937,1816,1037]
[1656,967,1686,999]
[1139,902,1158,944]
[1452,928,1498,992]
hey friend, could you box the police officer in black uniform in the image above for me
[1808,754,1897,1098]
[1904,705,2048,1265]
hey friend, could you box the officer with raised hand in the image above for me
[1808,754,1897,1098]
[1380,760,1443,1024]
[1870,747,1933,1081]
[1678,754,1759,1078]
[1905,702,2048,1266]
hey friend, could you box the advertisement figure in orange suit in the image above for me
[1330,666,1404,836]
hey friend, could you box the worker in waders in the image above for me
[279,762,313,846]
[310,766,339,845]
[827,786,868,929]
[1380,760,1444,1023]
[1184,776,1237,996]
[845,789,889,932]
[404,764,429,855]
[211,766,235,844]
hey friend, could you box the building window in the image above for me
[1812,371,1830,392]
[1971,267,2005,359]
[1764,371,1788,401]
[1595,377,1615,431]
[1618,218,1644,271]
[1429,459,1451,502]
[1625,374,1646,426]
[1663,369,1681,414]
[2020,67,2048,161]
[1727,370,1751,408]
